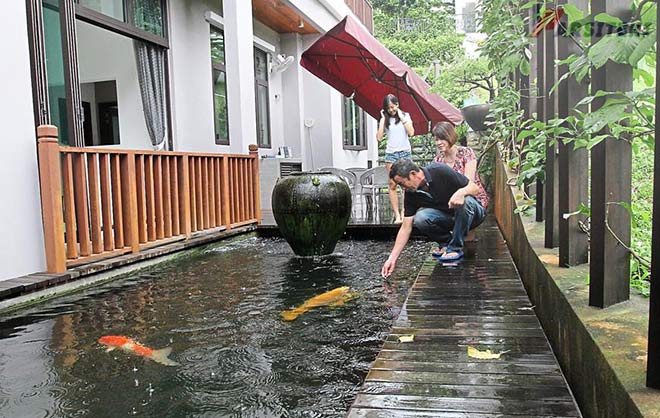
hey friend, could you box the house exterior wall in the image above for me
[0,1,47,280]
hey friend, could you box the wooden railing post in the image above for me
[179,155,192,238]
[121,152,140,254]
[535,2,545,223]
[222,156,232,230]
[589,0,632,308]
[543,20,559,248]
[249,144,262,224]
[37,125,66,273]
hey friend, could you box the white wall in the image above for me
[0,2,47,280]
[76,20,152,150]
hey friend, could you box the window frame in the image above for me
[253,47,271,149]
[210,26,230,145]
[341,96,368,151]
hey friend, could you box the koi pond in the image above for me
[0,236,427,417]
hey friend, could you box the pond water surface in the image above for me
[0,236,427,418]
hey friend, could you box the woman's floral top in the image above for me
[434,146,489,209]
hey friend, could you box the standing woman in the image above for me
[377,94,415,223]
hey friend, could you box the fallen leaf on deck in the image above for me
[398,335,415,343]
[467,345,509,359]
[517,305,536,311]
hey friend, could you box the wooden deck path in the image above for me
[348,219,582,417]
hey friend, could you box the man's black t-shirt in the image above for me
[403,163,469,217]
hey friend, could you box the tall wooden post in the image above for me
[249,144,262,224]
[557,0,588,266]
[646,6,660,388]
[589,0,632,307]
[535,2,545,223]
[221,156,232,230]
[37,125,66,273]
[543,21,559,248]
[179,155,192,238]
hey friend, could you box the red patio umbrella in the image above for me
[300,15,463,135]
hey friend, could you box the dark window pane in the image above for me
[133,0,163,36]
[80,0,125,22]
[213,68,229,144]
[43,0,70,145]
[211,29,225,65]
[256,83,270,147]
[254,48,268,81]
[342,97,366,149]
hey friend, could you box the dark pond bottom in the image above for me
[0,237,427,418]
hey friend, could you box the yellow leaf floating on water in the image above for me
[467,345,508,359]
[398,335,415,343]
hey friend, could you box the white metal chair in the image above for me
[318,167,357,192]
[358,166,389,219]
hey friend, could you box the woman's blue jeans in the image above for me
[413,196,486,250]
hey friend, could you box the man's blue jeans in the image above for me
[413,196,486,250]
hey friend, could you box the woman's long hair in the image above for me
[382,94,401,130]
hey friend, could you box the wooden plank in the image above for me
[154,155,164,240]
[209,158,216,227]
[221,157,231,229]
[120,153,139,254]
[171,157,180,236]
[145,155,156,241]
[543,23,558,248]
[110,154,124,248]
[535,3,545,223]
[196,156,204,230]
[135,154,148,243]
[86,153,102,254]
[589,0,633,307]
[62,153,78,259]
[179,155,192,237]
[189,157,197,232]
[215,158,223,225]
[99,154,114,251]
[202,157,210,230]
[72,153,91,256]
[163,156,172,238]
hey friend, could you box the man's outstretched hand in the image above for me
[381,258,396,278]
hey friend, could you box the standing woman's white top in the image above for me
[384,111,412,153]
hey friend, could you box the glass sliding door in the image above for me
[43,0,70,144]
[254,48,270,148]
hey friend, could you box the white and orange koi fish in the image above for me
[98,335,179,366]
[281,286,355,321]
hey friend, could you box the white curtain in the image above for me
[134,40,167,150]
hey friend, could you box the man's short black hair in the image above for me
[389,158,420,180]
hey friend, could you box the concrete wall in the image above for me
[76,20,151,150]
[0,1,47,280]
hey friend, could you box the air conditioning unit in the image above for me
[259,158,303,223]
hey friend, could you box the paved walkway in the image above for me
[348,220,582,417]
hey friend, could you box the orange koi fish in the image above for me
[98,335,179,366]
[281,286,355,321]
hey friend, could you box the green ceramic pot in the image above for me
[272,172,352,256]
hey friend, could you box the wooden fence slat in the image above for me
[120,153,140,254]
[163,156,172,238]
[87,153,103,254]
[196,156,204,230]
[222,156,231,229]
[99,154,114,251]
[136,155,148,243]
[535,3,545,224]
[72,153,91,256]
[36,126,66,273]
[180,155,191,237]
[62,153,78,259]
[145,155,156,241]
[215,158,223,226]
[543,25,558,248]
[209,158,217,227]
[249,145,261,223]
[203,157,210,230]
[110,154,124,248]
[155,155,164,240]
[170,157,180,236]
[189,157,197,232]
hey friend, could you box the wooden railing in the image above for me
[345,0,373,32]
[37,125,261,273]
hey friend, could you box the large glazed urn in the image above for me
[461,103,491,132]
[272,172,352,256]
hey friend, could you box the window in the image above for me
[77,0,165,37]
[254,48,270,148]
[342,97,367,150]
[210,27,229,145]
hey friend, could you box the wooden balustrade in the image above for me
[36,125,260,272]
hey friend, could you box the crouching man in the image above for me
[381,158,486,278]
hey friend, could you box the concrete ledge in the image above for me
[0,225,256,313]
[494,157,660,418]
